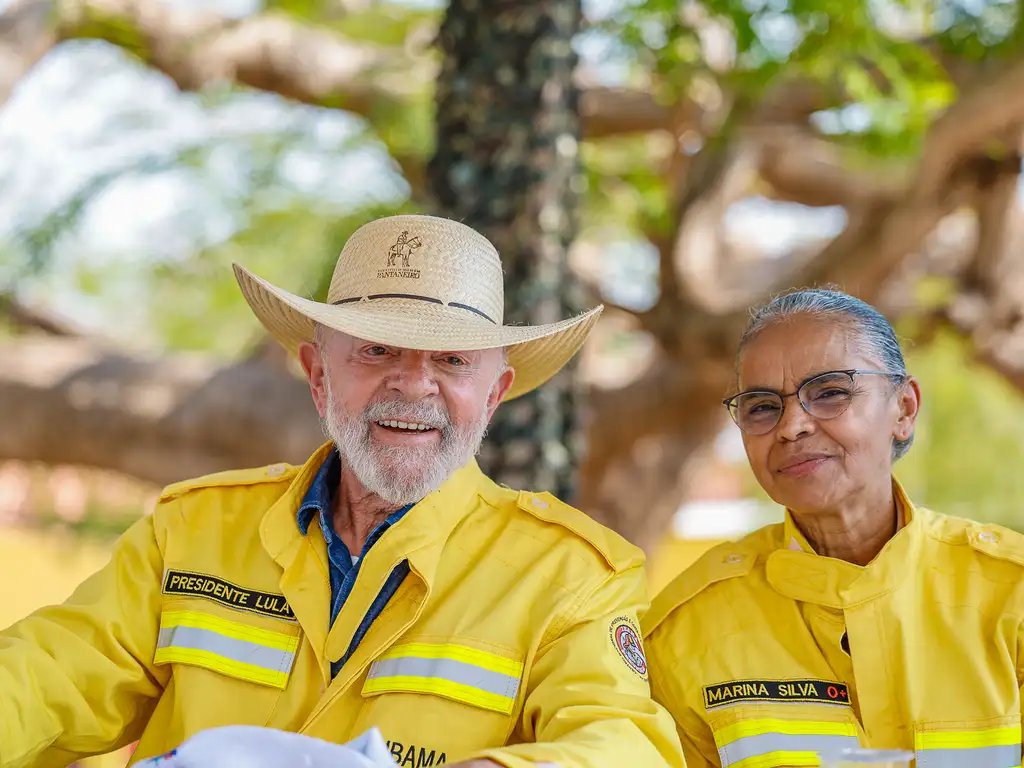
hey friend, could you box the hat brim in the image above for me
[233,264,603,401]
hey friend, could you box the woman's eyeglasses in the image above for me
[723,369,904,436]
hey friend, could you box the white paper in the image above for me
[135,724,394,768]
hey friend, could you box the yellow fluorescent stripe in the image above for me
[374,642,523,677]
[731,751,821,768]
[160,610,299,652]
[363,674,515,715]
[154,647,290,689]
[915,726,1021,750]
[715,719,858,748]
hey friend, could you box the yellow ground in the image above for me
[0,526,723,767]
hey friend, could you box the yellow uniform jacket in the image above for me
[0,443,683,768]
[644,480,1024,768]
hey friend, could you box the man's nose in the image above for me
[776,396,816,442]
[386,353,440,400]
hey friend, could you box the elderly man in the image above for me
[0,215,683,768]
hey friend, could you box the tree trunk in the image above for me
[426,0,587,503]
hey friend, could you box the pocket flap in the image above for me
[362,642,523,715]
[712,717,860,768]
[915,721,1021,768]
[154,610,300,690]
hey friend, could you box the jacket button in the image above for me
[532,497,549,509]
[725,554,743,564]
[267,464,286,477]
[979,531,998,543]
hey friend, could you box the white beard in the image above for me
[320,380,490,506]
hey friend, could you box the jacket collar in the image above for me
[766,476,922,607]
[260,441,487,576]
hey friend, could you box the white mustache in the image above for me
[362,399,451,433]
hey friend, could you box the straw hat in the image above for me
[233,214,603,401]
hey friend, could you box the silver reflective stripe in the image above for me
[157,625,295,673]
[367,655,521,699]
[718,732,860,767]
[917,744,1021,768]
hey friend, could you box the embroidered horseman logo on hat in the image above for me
[387,231,422,268]
[378,230,423,279]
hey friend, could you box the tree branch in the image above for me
[578,86,675,139]
[0,0,680,141]
[0,294,85,336]
[579,57,1024,546]
[0,337,323,485]
[793,58,1024,299]
[56,0,414,110]
[756,126,904,208]
[912,58,1024,198]
[962,148,1023,293]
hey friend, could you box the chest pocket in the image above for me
[152,600,305,732]
[358,640,523,758]
[704,680,861,767]
[914,719,1021,768]
[155,608,300,689]
[363,641,522,714]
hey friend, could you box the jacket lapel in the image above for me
[260,442,335,685]
[301,460,486,726]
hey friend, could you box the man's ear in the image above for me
[486,366,515,419]
[298,341,328,418]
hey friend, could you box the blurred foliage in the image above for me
[33,505,143,542]
[264,0,440,47]
[590,0,1021,233]
[9,0,1022,349]
[1,0,442,350]
[896,329,1024,532]
[146,198,419,357]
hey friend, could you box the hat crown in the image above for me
[326,215,505,325]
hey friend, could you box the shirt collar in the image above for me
[296,448,418,537]
[296,449,342,535]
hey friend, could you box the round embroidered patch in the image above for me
[609,617,648,679]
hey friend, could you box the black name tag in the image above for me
[704,679,850,710]
[162,569,295,621]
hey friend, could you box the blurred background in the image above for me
[2,0,1024,763]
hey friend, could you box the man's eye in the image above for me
[367,346,388,356]
[445,356,465,366]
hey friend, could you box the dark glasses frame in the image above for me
[722,369,905,435]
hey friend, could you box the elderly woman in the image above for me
[643,288,1024,768]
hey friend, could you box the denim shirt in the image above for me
[296,450,413,678]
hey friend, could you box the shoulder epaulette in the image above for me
[642,542,756,636]
[158,462,299,502]
[516,490,644,573]
[965,521,1024,568]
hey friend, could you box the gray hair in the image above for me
[737,288,913,461]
